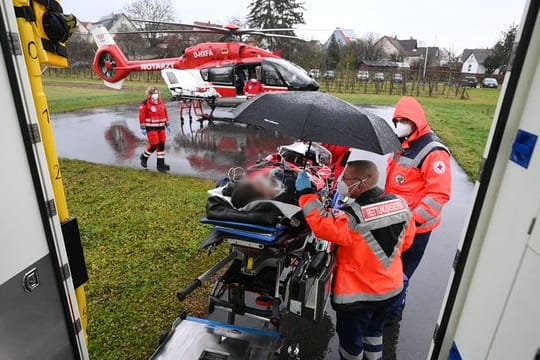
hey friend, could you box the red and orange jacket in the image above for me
[243,79,263,96]
[386,97,452,234]
[139,98,169,130]
[322,144,351,182]
[299,188,415,310]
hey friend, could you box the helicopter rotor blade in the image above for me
[238,27,354,34]
[111,30,226,35]
[128,18,230,33]
[246,32,301,39]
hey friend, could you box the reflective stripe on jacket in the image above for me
[299,189,415,309]
[139,98,169,129]
[386,97,452,233]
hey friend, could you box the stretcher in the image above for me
[152,197,336,359]
[152,148,338,359]
[161,68,220,123]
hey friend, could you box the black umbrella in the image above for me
[232,91,401,154]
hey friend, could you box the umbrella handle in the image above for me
[303,141,312,170]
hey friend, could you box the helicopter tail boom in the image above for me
[91,26,183,89]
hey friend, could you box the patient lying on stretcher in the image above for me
[231,174,289,208]
[206,141,333,227]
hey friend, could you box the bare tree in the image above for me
[124,0,176,56]
[358,33,384,61]
[124,0,175,22]
[227,16,247,28]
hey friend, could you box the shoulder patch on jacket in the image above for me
[361,199,408,221]
[433,160,446,174]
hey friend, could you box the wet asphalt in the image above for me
[52,102,474,360]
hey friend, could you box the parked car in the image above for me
[308,69,321,79]
[392,73,403,83]
[482,77,499,88]
[323,70,336,80]
[373,72,385,82]
[357,70,369,82]
[462,76,479,88]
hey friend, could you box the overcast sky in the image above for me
[63,0,527,54]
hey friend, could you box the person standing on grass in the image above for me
[139,86,171,173]
[383,96,452,358]
[296,160,416,360]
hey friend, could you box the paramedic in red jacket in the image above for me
[139,87,171,172]
[383,96,452,358]
[296,160,416,360]
[243,78,263,97]
[322,144,351,185]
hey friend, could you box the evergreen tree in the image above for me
[247,0,306,56]
[484,24,517,74]
[326,36,341,69]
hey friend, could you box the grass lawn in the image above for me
[333,89,501,179]
[61,159,225,360]
[44,76,168,114]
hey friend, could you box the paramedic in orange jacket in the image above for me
[383,96,452,359]
[139,87,171,172]
[296,160,416,360]
[386,96,452,278]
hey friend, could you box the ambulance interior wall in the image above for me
[438,1,540,358]
[0,24,76,360]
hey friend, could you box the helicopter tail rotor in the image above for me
[91,26,132,88]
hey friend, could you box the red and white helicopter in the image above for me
[91,20,320,98]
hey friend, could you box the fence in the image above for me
[318,68,477,98]
[44,67,163,83]
[45,67,479,99]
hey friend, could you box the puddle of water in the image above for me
[52,103,394,180]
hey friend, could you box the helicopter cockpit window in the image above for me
[208,66,233,85]
[262,62,285,87]
[264,58,312,88]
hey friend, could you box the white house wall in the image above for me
[462,53,483,74]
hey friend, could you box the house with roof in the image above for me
[460,49,493,74]
[72,21,93,43]
[376,36,450,68]
[93,12,138,33]
[324,28,358,47]
[376,36,419,62]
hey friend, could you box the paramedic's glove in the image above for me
[166,124,171,133]
[295,171,313,194]
[141,127,147,136]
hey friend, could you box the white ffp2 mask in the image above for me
[337,179,363,197]
[151,94,159,102]
[395,121,414,138]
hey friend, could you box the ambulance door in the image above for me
[487,204,540,359]
[0,3,87,359]
[429,0,540,358]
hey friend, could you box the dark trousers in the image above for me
[386,231,432,323]
[383,231,432,359]
[337,301,395,360]
[402,231,432,279]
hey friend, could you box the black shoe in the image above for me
[157,158,170,173]
[140,154,148,169]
